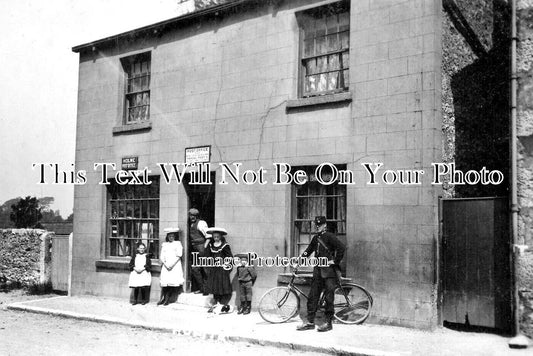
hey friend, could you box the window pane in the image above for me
[340,31,349,49]
[343,69,349,88]
[316,34,326,55]
[327,33,339,52]
[341,52,349,69]
[297,198,308,219]
[141,201,148,218]
[329,54,340,71]
[140,106,148,121]
[149,200,158,218]
[339,12,349,30]
[327,72,339,91]
[317,56,327,73]
[305,75,317,93]
[305,58,317,75]
[326,13,338,34]
[134,202,141,218]
[126,202,133,218]
[317,73,327,92]
[304,39,314,57]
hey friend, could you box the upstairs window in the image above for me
[122,52,151,124]
[298,1,350,97]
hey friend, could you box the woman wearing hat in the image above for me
[205,227,233,313]
[158,228,184,305]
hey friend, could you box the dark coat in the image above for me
[237,265,257,284]
[205,242,233,295]
[302,231,345,278]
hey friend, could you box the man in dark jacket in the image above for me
[296,216,345,332]
[188,208,209,294]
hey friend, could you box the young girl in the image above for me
[128,243,152,305]
[158,228,184,305]
[205,227,233,313]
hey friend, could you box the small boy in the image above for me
[236,253,257,315]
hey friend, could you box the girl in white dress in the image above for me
[158,228,184,305]
[128,243,152,305]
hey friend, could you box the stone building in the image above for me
[71,0,524,333]
[516,0,533,339]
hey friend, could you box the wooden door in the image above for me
[441,197,511,332]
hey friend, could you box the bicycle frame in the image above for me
[285,269,353,307]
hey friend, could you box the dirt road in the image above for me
[0,290,323,356]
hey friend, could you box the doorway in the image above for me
[183,171,216,292]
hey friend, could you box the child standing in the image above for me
[236,253,257,315]
[128,243,152,305]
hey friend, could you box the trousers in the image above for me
[190,243,207,292]
[306,271,337,323]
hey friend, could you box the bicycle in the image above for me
[258,267,373,324]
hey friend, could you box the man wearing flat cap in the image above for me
[297,216,345,332]
[188,208,209,294]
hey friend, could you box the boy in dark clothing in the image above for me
[236,253,257,315]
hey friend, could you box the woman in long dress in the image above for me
[158,228,184,305]
[205,227,233,313]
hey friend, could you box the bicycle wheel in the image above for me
[333,283,372,324]
[258,287,300,323]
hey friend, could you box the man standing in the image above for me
[296,216,345,332]
[188,208,209,294]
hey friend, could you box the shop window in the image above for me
[297,1,350,97]
[121,52,151,124]
[292,165,346,259]
[107,177,160,258]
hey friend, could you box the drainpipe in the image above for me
[508,0,529,349]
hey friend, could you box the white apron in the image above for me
[128,254,152,287]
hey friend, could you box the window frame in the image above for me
[290,165,347,270]
[121,52,151,125]
[106,176,160,259]
[297,1,350,98]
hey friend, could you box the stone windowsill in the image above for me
[286,91,352,109]
[95,259,161,273]
[112,121,152,135]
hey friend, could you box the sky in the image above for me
[0,0,180,217]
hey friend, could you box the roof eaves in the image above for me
[71,0,249,53]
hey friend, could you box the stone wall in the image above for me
[0,229,50,288]
[442,0,510,198]
[517,0,533,339]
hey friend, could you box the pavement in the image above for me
[7,295,531,356]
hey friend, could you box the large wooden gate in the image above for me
[441,197,512,332]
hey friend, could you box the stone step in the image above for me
[176,292,213,308]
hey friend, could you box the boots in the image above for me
[157,287,168,306]
[243,301,251,315]
[237,303,244,314]
[317,319,333,332]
